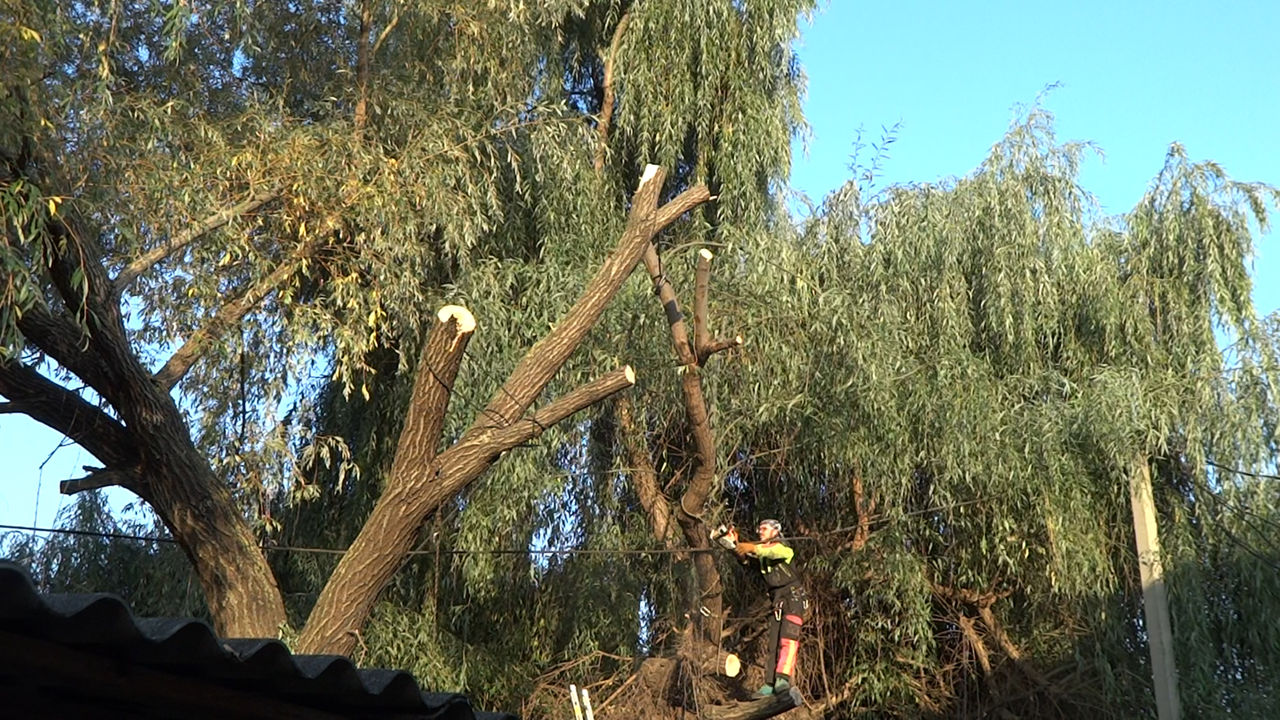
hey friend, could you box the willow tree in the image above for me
[0,0,811,664]
[686,112,1280,718]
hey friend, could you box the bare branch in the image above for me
[594,11,631,172]
[701,335,743,362]
[113,187,281,294]
[0,360,139,469]
[654,185,713,230]
[491,367,636,451]
[153,236,321,390]
[480,166,702,425]
[386,305,476,478]
[370,6,401,56]
[60,466,138,495]
[693,248,712,353]
[616,394,679,548]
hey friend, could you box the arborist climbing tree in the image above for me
[717,519,810,698]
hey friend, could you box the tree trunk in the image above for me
[297,166,712,655]
[703,688,803,720]
[94,303,288,638]
[16,218,289,638]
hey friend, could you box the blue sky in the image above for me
[2,0,1277,533]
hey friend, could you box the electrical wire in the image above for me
[0,495,1004,557]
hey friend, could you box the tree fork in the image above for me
[636,242,738,644]
[297,165,709,655]
[18,209,288,638]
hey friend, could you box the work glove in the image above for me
[734,541,757,558]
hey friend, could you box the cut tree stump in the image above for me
[704,688,803,720]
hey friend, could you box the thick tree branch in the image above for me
[36,218,138,397]
[976,605,1050,688]
[15,304,114,394]
[112,187,282,294]
[385,305,476,478]
[844,468,875,552]
[60,466,138,495]
[594,11,631,172]
[654,184,714,231]
[480,166,703,425]
[958,613,995,692]
[617,394,678,548]
[153,237,322,390]
[694,248,712,353]
[353,0,373,136]
[641,242,696,365]
[297,165,703,657]
[489,366,636,451]
[0,360,139,470]
[701,335,743,361]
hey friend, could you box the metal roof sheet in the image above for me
[0,560,516,720]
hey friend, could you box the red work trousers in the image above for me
[765,584,809,687]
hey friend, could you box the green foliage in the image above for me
[286,107,1279,717]
[6,0,1279,716]
[1,493,204,619]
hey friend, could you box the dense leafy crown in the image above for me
[4,1,1278,717]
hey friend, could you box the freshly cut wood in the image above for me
[724,652,741,678]
[704,688,803,720]
[695,649,742,677]
[296,165,710,655]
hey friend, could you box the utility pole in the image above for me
[1130,458,1181,719]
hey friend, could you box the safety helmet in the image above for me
[758,519,782,535]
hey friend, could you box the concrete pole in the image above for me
[1130,458,1181,719]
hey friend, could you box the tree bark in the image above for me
[5,213,289,638]
[638,244,739,644]
[703,688,803,720]
[594,12,631,172]
[353,0,373,137]
[296,165,712,655]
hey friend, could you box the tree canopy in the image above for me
[4,2,1279,718]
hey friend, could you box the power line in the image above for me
[0,495,1000,558]
[1206,460,1280,482]
[0,522,709,556]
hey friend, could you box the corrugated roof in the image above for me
[0,560,517,720]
